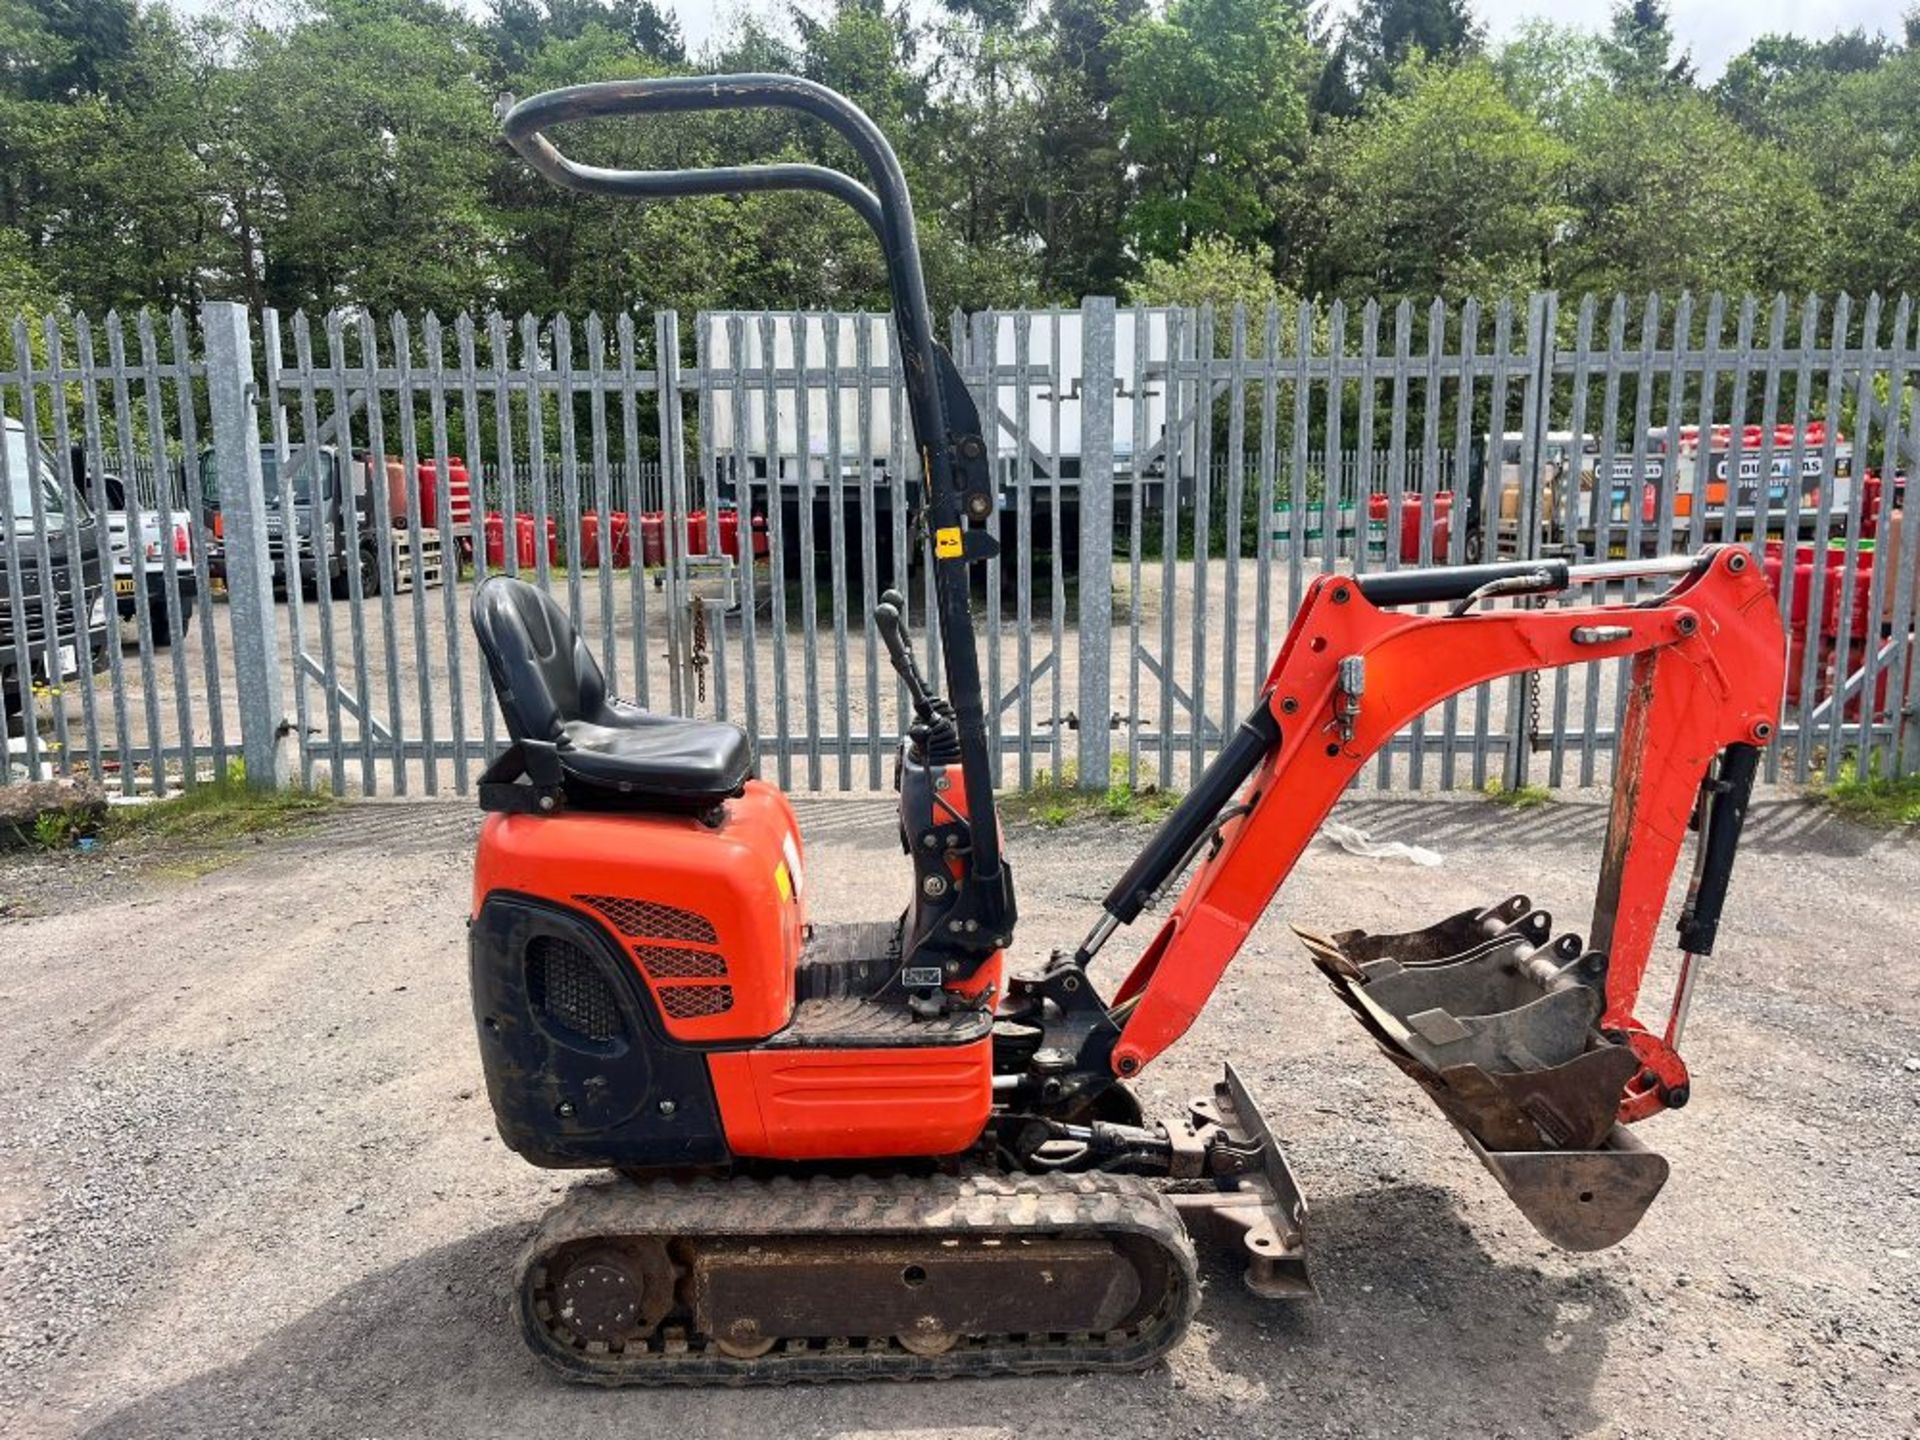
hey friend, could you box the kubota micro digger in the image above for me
[466,75,1787,1383]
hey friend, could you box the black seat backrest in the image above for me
[471,576,608,743]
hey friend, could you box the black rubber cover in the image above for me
[1353,559,1570,608]
[469,891,730,1169]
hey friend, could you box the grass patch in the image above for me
[103,764,334,846]
[1001,758,1183,828]
[1818,760,1920,828]
[1483,779,1554,810]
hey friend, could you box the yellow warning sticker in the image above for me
[934,526,964,559]
[774,862,793,902]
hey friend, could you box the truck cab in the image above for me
[202,444,454,600]
[2,418,109,719]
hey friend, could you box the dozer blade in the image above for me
[1295,902,1669,1249]
[1177,1063,1315,1300]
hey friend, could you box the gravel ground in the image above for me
[0,793,1915,1439]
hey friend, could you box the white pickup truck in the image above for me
[98,472,197,648]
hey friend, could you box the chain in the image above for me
[1525,593,1544,753]
[690,595,709,705]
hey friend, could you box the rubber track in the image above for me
[514,1169,1200,1385]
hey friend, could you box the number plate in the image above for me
[113,578,135,596]
[56,644,77,676]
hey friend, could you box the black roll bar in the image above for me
[500,74,1006,891]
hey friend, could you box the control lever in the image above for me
[876,590,939,713]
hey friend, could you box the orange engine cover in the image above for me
[471,780,806,1044]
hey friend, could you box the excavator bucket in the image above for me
[1294,897,1669,1251]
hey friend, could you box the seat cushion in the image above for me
[559,708,753,804]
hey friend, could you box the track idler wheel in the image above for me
[533,1241,675,1352]
[1294,897,1669,1251]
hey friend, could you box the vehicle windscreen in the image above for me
[201,449,331,509]
[4,426,81,528]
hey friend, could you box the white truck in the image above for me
[68,452,199,648]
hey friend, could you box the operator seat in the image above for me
[472,575,752,809]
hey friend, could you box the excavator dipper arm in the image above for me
[1098,546,1784,1129]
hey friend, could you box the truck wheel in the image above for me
[151,596,194,647]
[357,542,383,598]
[1463,525,1485,564]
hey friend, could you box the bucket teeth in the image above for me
[1296,899,1669,1249]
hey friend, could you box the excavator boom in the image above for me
[1076,546,1783,1246]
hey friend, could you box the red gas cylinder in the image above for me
[573,513,601,569]
[414,457,474,532]
[484,512,505,570]
[514,514,541,569]
[717,506,740,559]
[685,510,710,557]
[1396,492,1451,562]
[1762,540,1819,634]
[639,512,666,568]
[1820,549,1875,641]
[750,512,770,558]
[608,512,632,569]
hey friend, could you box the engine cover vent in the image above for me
[526,936,624,1043]
[634,945,729,979]
[659,985,734,1020]
[576,895,719,945]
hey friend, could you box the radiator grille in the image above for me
[576,895,718,945]
[526,936,623,1043]
[659,985,734,1020]
[634,944,728,979]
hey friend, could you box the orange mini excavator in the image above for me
[467,76,1786,1383]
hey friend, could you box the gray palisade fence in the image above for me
[2,293,1916,799]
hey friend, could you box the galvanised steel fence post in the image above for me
[203,301,289,789]
[1077,297,1116,791]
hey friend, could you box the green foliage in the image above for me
[1129,237,1284,313]
[1114,0,1314,261]
[1317,57,1567,299]
[1000,757,1183,827]
[1482,779,1553,809]
[104,766,333,844]
[1818,760,1920,828]
[1,0,1919,322]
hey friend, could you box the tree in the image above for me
[232,0,501,316]
[1495,19,1609,134]
[1344,0,1480,94]
[1114,0,1314,264]
[1600,0,1693,92]
[1557,86,1822,296]
[1128,235,1282,311]
[1315,57,1566,300]
[1023,0,1143,297]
